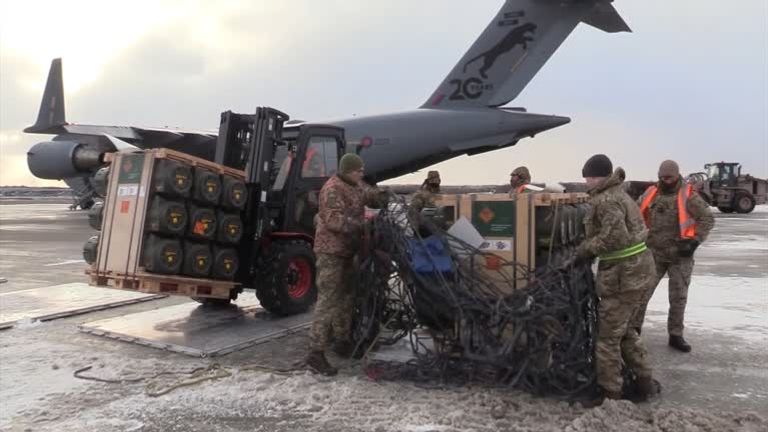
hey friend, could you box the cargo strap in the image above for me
[599,242,647,261]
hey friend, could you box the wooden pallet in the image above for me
[104,148,246,180]
[87,269,238,299]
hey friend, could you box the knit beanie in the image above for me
[658,160,680,177]
[339,154,364,175]
[582,154,613,178]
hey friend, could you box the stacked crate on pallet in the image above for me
[86,148,247,299]
[435,192,590,290]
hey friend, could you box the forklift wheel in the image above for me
[256,239,317,316]
[733,192,756,214]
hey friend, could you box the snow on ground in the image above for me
[1,206,767,431]
[644,276,767,343]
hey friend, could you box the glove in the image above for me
[677,239,700,257]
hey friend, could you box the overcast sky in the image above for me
[1,0,766,186]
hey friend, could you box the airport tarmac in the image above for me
[0,202,766,432]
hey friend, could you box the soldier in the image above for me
[630,160,715,352]
[509,166,531,196]
[576,154,659,406]
[305,153,384,376]
[409,171,440,215]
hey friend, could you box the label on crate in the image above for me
[118,154,144,184]
[117,184,140,197]
[472,201,516,237]
[479,239,513,251]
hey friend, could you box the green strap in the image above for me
[599,242,647,261]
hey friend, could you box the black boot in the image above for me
[633,376,662,402]
[669,335,691,352]
[581,388,622,408]
[305,351,338,376]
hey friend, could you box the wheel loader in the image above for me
[687,162,768,214]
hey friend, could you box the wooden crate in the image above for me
[93,149,245,299]
[87,268,236,299]
[435,192,589,290]
[103,148,245,180]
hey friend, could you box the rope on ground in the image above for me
[73,361,307,397]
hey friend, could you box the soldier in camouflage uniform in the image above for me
[630,160,715,352]
[408,171,441,231]
[509,166,531,196]
[305,153,385,376]
[576,154,659,406]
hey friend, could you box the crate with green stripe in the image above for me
[435,192,590,290]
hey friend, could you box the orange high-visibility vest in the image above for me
[515,184,527,194]
[639,184,697,240]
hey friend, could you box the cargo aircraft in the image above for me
[24,0,630,208]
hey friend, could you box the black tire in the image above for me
[717,206,734,214]
[255,239,317,316]
[733,192,756,214]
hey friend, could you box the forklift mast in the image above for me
[215,108,289,241]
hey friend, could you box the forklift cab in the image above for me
[273,125,345,235]
[706,162,741,187]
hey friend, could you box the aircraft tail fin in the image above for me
[24,58,67,133]
[423,0,630,109]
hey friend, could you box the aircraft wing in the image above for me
[24,59,218,158]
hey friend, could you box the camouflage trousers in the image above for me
[596,250,655,394]
[630,255,694,337]
[308,253,356,352]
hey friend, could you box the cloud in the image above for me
[1,0,766,187]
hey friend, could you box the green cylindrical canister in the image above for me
[83,235,99,264]
[192,168,222,205]
[88,201,104,231]
[146,196,187,236]
[188,204,217,240]
[211,246,239,280]
[216,211,243,244]
[143,235,182,274]
[182,241,213,277]
[221,176,247,210]
[152,159,192,198]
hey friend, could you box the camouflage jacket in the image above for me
[577,168,648,259]
[409,189,436,214]
[314,175,380,257]
[639,180,715,262]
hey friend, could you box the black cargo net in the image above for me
[352,196,598,399]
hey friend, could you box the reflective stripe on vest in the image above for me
[638,184,697,240]
[599,242,648,261]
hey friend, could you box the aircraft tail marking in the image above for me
[423,0,630,109]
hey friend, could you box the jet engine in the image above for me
[27,140,105,180]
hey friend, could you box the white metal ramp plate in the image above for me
[0,283,165,330]
[78,294,312,357]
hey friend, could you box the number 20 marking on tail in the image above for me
[449,78,488,100]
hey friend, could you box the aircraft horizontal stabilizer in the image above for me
[582,3,631,33]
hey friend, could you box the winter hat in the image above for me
[582,154,613,178]
[339,154,364,175]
